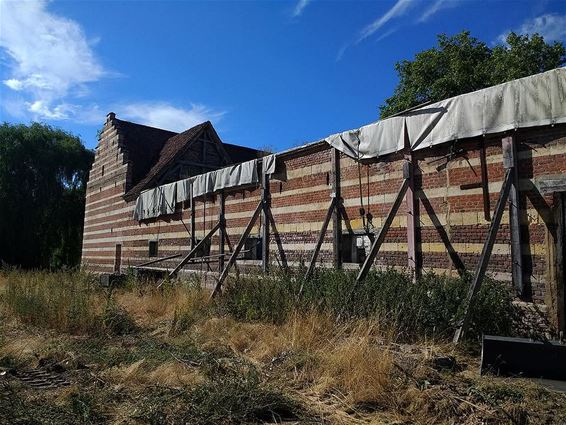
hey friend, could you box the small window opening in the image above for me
[341,233,371,264]
[194,239,211,258]
[243,236,262,260]
[149,240,158,257]
[101,165,105,176]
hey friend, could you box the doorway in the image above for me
[114,244,122,274]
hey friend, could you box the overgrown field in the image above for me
[0,269,564,424]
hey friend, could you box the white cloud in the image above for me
[292,0,311,18]
[418,0,455,23]
[119,102,225,132]
[497,13,566,44]
[357,0,414,43]
[0,0,106,119]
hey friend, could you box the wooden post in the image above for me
[356,172,410,283]
[453,168,513,343]
[480,140,491,221]
[406,154,419,279]
[503,136,524,297]
[211,201,263,298]
[190,185,196,249]
[304,197,337,281]
[167,221,221,280]
[218,191,225,272]
[331,148,342,268]
[261,171,270,273]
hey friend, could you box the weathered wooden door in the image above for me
[114,244,122,274]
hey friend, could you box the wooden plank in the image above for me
[261,172,270,272]
[453,168,513,343]
[304,197,337,281]
[479,140,491,221]
[218,192,225,272]
[211,201,263,298]
[134,253,182,268]
[167,221,221,279]
[460,182,483,190]
[190,185,196,249]
[356,176,410,283]
[406,155,419,279]
[504,136,524,296]
[331,148,342,268]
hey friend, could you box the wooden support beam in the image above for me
[480,140,491,221]
[218,192,225,272]
[356,172,410,283]
[210,201,263,299]
[503,136,524,296]
[453,168,513,343]
[167,221,221,280]
[304,197,337,281]
[134,253,182,268]
[406,154,419,279]
[261,172,270,273]
[190,185,196,249]
[331,148,342,268]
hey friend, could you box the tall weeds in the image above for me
[219,268,518,342]
[0,269,102,333]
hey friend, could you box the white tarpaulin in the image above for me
[192,158,259,198]
[133,181,177,221]
[176,177,193,203]
[134,159,261,220]
[326,68,566,159]
[214,159,259,192]
[263,154,277,174]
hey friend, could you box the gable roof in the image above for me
[120,119,262,201]
[114,118,178,187]
[124,121,209,200]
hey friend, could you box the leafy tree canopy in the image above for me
[380,31,566,118]
[0,123,94,269]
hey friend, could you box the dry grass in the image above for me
[2,271,565,424]
[193,311,396,406]
[104,359,205,388]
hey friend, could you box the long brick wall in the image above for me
[82,123,566,329]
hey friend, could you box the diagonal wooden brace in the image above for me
[356,177,410,283]
[453,168,513,343]
[304,197,337,281]
[167,221,221,279]
[210,200,263,299]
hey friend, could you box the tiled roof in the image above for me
[124,121,209,200]
[114,119,177,188]
[117,118,262,201]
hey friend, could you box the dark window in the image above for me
[243,236,262,260]
[149,240,158,257]
[194,239,211,258]
[101,165,105,176]
[341,233,370,264]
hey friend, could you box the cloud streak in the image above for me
[357,0,414,43]
[418,0,455,23]
[120,102,225,133]
[497,13,566,44]
[292,0,311,17]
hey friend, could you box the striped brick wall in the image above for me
[82,124,566,323]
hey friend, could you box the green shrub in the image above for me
[219,268,518,342]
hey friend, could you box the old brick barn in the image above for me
[82,69,566,334]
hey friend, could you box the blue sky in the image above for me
[1,0,565,151]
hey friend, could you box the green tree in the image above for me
[0,123,94,269]
[380,31,566,118]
